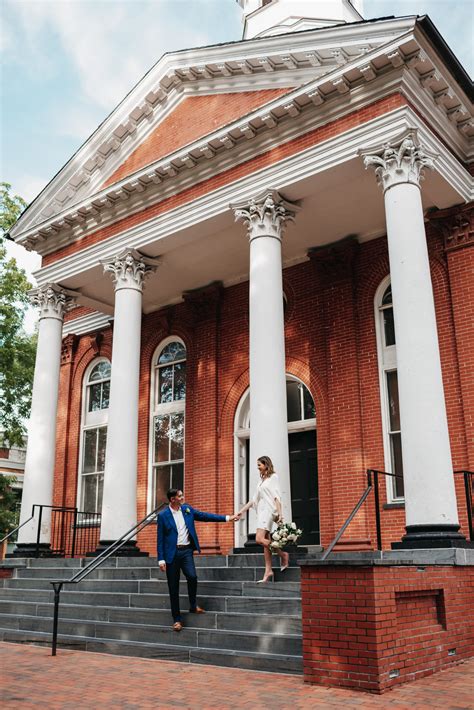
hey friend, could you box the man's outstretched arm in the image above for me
[192,508,240,523]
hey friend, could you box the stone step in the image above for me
[0,613,302,656]
[0,588,301,616]
[15,565,300,583]
[17,553,300,569]
[2,577,301,598]
[0,600,301,634]
[0,628,302,675]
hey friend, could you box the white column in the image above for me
[363,131,463,545]
[232,191,298,524]
[17,284,74,550]
[99,249,158,545]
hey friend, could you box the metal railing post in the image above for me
[51,582,63,656]
[35,506,43,558]
[373,471,382,550]
[71,509,78,558]
[464,472,473,541]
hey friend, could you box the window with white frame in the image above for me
[151,339,186,507]
[79,359,110,513]
[376,280,404,500]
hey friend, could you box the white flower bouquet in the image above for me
[269,521,303,551]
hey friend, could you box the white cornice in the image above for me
[62,311,112,337]
[35,105,472,290]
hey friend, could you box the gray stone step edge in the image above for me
[0,628,302,674]
[0,612,301,642]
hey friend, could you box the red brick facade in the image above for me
[53,214,473,556]
[301,561,474,692]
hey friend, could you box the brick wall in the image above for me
[51,215,474,556]
[300,562,474,692]
[103,90,289,187]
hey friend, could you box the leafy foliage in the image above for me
[0,182,37,446]
[0,475,20,539]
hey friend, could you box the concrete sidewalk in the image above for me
[1,642,473,709]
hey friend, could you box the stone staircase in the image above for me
[0,554,302,674]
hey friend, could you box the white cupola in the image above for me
[237,0,364,39]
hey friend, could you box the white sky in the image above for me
[1,0,472,334]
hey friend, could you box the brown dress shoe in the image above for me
[173,621,183,632]
[189,606,205,614]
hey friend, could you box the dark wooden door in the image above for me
[289,430,319,545]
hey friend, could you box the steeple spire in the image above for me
[237,0,364,39]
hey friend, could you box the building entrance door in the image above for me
[234,375,318,548]
[289,430,319,545]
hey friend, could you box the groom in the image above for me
[157,488,239,631]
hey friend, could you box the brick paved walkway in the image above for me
[1,643,473,709]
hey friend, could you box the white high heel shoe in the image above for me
[257,572,274,584]
[280,553,290,572]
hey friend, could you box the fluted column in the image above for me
[362,130,466,548]
[232,190,298,528]
[97,249,158,553]
[15,284,75,555]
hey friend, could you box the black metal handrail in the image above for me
[454,470,474,541]
[49,502,167,656]
[0,506,36,545]
[367,469,404,551]
[321,475,373,560]
[0,504,101,558]
[322,468,473,559]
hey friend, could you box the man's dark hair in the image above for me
[167,488,181,501]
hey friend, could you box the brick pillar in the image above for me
[54,333,79,509]
[300,552,474,693]
[309,238,370,550]
[440,205,474,467]
[183,282,223,553]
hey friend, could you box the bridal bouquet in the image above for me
[270,522,303,551]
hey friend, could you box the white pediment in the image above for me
[10,15,472,248]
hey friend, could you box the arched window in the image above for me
[79,359,111,513]
[150,339,186,507]
[375,279,404,500]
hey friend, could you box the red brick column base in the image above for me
[300,552,474,693]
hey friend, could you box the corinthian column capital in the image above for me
[231,189,299,241]
[102,248,159,292]
[360,130,437,193]
[29,283,75,321]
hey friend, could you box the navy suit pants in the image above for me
[165,548,198,621]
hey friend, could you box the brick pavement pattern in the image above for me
[1,642,473,709]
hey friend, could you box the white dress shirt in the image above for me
[171,505,190,546]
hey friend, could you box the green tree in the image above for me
[0,475,19,539]
[0,182,37,446]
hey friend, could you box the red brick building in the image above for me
[9,0,473,560]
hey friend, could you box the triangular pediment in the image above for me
[10,15,472,248]
[102,89,289,189]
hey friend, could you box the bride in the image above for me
[237,455,290,583]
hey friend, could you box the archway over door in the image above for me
[234,375,319,548]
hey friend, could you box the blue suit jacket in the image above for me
[157,504,227,564]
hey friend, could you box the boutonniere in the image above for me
[184,507,191,514]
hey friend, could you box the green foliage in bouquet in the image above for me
[269,521,303,550]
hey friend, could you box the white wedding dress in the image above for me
[252,473,282,531]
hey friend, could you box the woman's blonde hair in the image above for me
[258,455,275,479]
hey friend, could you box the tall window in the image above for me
[151,339,186,507]
[79,359,110,513]
[376,280,404,499]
